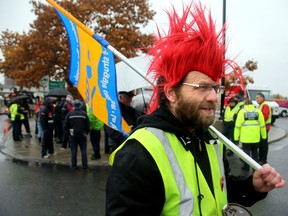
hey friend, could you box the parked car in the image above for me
[279,107,288,117]
[274,99,288,117]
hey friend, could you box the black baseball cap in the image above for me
[118,91,135,97]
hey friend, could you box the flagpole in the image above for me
[209,126,261,170]
[46,0,261,170]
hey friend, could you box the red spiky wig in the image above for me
[147,2,235,112]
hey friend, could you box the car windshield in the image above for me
[247,89,273,100]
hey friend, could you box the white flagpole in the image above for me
[209,125,261,170]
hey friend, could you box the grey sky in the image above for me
[1,0,287,96]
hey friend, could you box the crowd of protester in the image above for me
[9,91,141,169]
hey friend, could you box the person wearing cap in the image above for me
[104,91,138,152]
[222,97,240,156]
[64,99,90,169]
[40,97,56,158]
[61,94,74,149]
[106,3,285,215]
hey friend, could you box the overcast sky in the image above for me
[1,0,288,96]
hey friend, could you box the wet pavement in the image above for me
[1,117,286,169]
[0,117,110,168]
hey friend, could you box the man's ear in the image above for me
[164,86,177,103]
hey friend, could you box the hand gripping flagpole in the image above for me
[46,0,261,170]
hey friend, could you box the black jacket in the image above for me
[40,105,54,131]
[105,102,137,150]
[64,109,90,137]
[106,105,267,215]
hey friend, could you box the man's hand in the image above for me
[253,164,285,193]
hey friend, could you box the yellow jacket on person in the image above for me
[110,127,228,215]
[234,104,267,143]
[9,103,25,121]
[224,106,240,122]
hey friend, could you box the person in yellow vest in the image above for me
[234,100,267,171]
[256,92,271,165]
[9,101,25,141]
[106,3,285,215]
[222,97,240,156]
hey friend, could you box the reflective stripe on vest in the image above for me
[110,127,228,215]
[147,127,194,215]
[241,108,260,127]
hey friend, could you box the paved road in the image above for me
[0,115,287,215]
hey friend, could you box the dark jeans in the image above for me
[242,143,259,169]
[90,129,101,157]
[22,116,31,133]
[12,120,22,141]
[42,129,54,157]
[259,130,269,164]
[69,136,88,168]
[222,124,237,155]
[54,119,62,141]
[61,120,68,148]
[104,127,110,154]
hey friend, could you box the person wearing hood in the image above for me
[234,100,266,171]
[64,99,90,169]
[106,3,285,215]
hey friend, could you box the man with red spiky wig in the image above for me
[106,2,285,215]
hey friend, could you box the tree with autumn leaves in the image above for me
[0,0,156,94]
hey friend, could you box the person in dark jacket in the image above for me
[106,3,285,215]
[54,97,65,143]
[104,91,137,152]
[21,99,32,138]
[40,97,55,158]
[64,99,90,169]
[61,95,73,149]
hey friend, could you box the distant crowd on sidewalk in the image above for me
[9,90,141,170]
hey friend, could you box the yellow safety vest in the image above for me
[234,104,267,143]
[9,104,24,121]
[224,106,239,122]
[110,127,228,215]
[259,101,272,126]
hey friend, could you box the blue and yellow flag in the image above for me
[48,0,131,134]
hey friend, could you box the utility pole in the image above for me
[220,0,226,120]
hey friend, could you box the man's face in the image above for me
[229,101,236,107]
[256,95,263,104]
[119,94,133,106]
[170,71,219,130]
